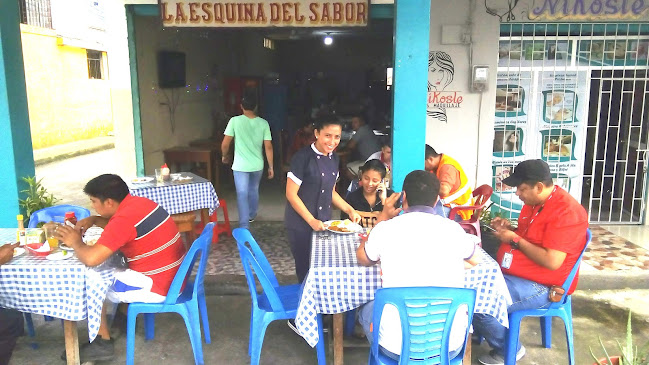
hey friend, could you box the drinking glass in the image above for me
[43,222,61,250]
[155,169,163,183]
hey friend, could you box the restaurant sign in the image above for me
[160,1,370,27]
[528,0,649,21]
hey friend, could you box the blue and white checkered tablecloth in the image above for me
[128,172,219,215]
[295,231,513,347]
[0,229,114,342]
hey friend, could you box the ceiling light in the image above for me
[324,34,333,46]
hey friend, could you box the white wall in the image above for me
[133,16,279,172]
[427,0,500,188]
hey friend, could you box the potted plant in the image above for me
[591,310,649,365]
[18,176,59,227]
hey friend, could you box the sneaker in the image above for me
[478,345,526,365]
[61,338,115,362]
[249,216,256,223]
[287,319,300,336]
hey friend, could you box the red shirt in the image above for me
[496,187,588,294]
[97,195,185,296]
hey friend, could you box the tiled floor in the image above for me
[205,222,649,277]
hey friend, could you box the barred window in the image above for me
[87,50,103,80]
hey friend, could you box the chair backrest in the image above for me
[551,228,592,308]
[448,184,493,223]
[233,228,286,313]
[164,222,214,304]
[28,204,92,228]
[472,184,493,208]
[371,287,477,364]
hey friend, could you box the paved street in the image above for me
[35,149,117,210]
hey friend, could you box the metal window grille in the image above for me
[87,50,103,80]
[18,0,52,29]
[495,23,649,224]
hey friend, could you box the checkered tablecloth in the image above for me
[0,229,114,342]
[128,172,219,215]
[295,231,513,347]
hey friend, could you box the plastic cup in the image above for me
[155,169,163,183]
[43,222,61,250]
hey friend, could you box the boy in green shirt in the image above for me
[221,97,274,229]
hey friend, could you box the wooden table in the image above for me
[163,146,220,191]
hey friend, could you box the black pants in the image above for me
[287,228,313,283]
[0,308,24,365]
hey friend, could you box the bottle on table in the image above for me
[17,214,26,245]
[64,212,77,228]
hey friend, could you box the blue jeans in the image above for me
[358,300,461,360]
[472,274,551,355]
[233,170,263,229]
[438,201,463,222]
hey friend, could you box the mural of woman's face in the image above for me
[429,65,445,90]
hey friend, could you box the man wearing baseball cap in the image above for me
[475,159,588,365]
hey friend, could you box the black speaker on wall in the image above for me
[158,51,186,88]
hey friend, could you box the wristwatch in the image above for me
[510,235,521,250]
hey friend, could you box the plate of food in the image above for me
[324,220,362,234]
[131,177,154,184]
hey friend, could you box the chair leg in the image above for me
[344,309,356,336]
[540,316,552,348]
[248,309,256,356]
[562,305,575,365]
[24,313,38,349]
[144,313,155,341]
[181,308,204,365]
[198,292,211,343]
[505,314,523,365]
[250,316,271,365]
[315,314,327,365]
[126,311,138,365]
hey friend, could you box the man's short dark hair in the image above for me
[425,145,440,159]
[241,96,257,111]
[359,159,387,179]
[352,115,365,124]
[402,170,440,207]
[84,174,130,203]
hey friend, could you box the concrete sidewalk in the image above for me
[33,136,114,166]
[9,293,649,365]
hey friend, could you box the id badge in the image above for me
[501,252,513,269]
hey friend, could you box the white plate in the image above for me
[323,220,362,234]
[59,243,75,251]
[46,251,73,261]
[131,177,154,184]
[13,247,25,257]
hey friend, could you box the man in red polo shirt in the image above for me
[56,174,185,362]
[475,160,588,365]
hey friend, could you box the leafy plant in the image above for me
[591,310,649,365]
[18,176,59,226]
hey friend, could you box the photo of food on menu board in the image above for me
[494,166,515,192]
[495,85,524,114]
[542,133,573,159]
[544,91,576,123]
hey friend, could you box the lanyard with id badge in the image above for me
[501,187,556,270]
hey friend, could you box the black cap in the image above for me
[502,159,552,187]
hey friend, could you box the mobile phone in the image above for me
[393,192,404,209]
[484,224,497,232]
[377,179,385,194]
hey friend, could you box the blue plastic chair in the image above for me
[369,287,477,365]
[27,204,91,228]
[126,222,214,365]
[233,228,326,365]
[504,228,592,365]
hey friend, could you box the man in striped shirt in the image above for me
[55,174,185,362]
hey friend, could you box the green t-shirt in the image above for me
[224,114,272,172]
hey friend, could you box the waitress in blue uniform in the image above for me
[285,116,361,283]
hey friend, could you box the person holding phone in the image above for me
[285,115,362,285]
[342,159,394,228]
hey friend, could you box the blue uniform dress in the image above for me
[285,143,339,282]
